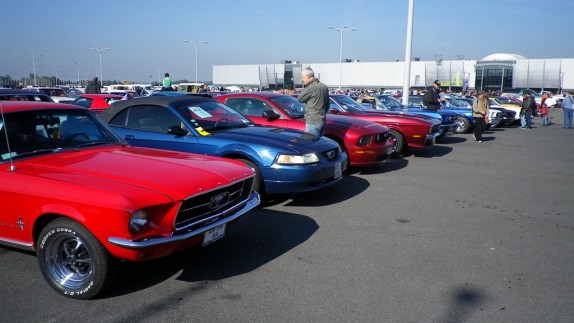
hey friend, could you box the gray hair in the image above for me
[302,67,314,77]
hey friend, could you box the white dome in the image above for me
[481,53,527,61]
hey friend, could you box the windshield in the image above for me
[270,95,305,118]
[1,108,124,161]
[376,95,405,111]
[331,95,370,113]
[445,98,472,108]
[39,88,68,97]
[176,100,253,132]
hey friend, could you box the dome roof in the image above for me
[481,53,527,61]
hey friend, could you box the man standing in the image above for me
[423,80,442,111]
[298,67,329,136]
[520,92,536,129]
[85,77,101,94]
[562,91,574,129]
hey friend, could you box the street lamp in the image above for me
[90,47,110,87]
[184,40,208,83]
[73,62,82,87]
[25,53,42,86]
[328,25,357,90]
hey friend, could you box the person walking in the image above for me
[422,80,442,111]
[85,77,101,94]
[519,92,536,129]
[562,91,574,129]
[297,67,329,137]
[472,91,489,143]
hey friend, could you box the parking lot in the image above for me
[2,113,573,322]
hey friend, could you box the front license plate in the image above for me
[334,161,342,179]
[203,224,226,246]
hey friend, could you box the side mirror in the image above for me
[262,110,281,121]
[329,108,340,114]
[167,125,189,136]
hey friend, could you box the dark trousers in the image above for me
[474,117,486,140]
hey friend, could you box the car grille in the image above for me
[503,111,516,118]
[174,177,254,231]
[321,148,339,161]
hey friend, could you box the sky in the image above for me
[1,0,573,84]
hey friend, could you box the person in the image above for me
[472,91,489,143]
[562,91,574,129]
[422,80,442,111]
[519,92,536,129]
[544,93,557,125]
[161,73,172,91]
[297,67,329,137]
[538,101,549,126]
[85,77,101,94]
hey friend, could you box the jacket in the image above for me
[85,80,101,94]
[423,86,441,110]
[297,79,329,125]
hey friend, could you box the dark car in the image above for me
[98,96,347,196]
[0,89,55,102]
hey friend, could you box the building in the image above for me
[212,53,574,93]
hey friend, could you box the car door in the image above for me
[108,104,200,153]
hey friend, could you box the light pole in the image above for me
[328,25,357,90]
[25,53,42,86]
[73,62,82,87]
[184,40,208,83]
[90,47,110,87]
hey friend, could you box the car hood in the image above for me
[14,145,254,203]
[210,126,338,153]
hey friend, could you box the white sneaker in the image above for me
[473,134,477,141]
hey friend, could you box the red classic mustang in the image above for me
[215,92,393,167]
[328,94,442,155]
[0,101,259,299]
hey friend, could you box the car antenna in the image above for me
[0,101,16,172]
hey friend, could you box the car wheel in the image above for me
[388,129,405,156]
[37,218,115,300]
[454,117,471,134]
[237,158,264,196]
[436,127,447,140]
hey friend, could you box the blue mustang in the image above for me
[98,96,347,197]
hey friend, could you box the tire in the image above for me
[436,127,448,140]
[37,218,115,300]
[388,129,405,156]
[237,158,264,196]
[454,117,471,134]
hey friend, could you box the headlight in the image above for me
[128,209,149,234]
[357,135,372,146]
[276,153,319,165]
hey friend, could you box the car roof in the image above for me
[219,92,282,99]
[0,100,85,113]
[98,96,217,122]
[79,94,123,99]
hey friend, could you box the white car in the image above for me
[23,86,75,103]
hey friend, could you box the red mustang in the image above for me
[69,93,124,114]
[328,94,442,155]
[0,101,259,299]
[215,92,393,167]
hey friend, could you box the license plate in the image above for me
[334,161,342,179]
[203,224,226,246]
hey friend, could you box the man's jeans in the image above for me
[521,111,532,128]
[564,108,573,128]
[306,123,326,137]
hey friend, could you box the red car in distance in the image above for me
[328,94,442,155]
[215,92,393,168]
[70,94,123,114]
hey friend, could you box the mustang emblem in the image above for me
[327,150,336,159]
[210,192,230,209]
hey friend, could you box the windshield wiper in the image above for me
[11,148,61,158]
[74,141,114,148]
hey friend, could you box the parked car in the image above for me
[377,95,459,139]
[69,94,123,114]
[0,89,54,102]
[214,92,393,168]
[328,94,441,156]
[98,96,347,196]
[22,86,75,103]
[0,101,260,299]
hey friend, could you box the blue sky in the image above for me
[2,0,573,84]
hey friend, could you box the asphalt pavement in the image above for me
[1,111,573,323]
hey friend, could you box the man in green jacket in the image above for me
[297,67,329,136]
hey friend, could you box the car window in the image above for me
[71,97,92,108]
[269,96,305,118]
[225,98,271,117]
[111,105,183,132]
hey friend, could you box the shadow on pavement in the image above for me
[436,285,487,323]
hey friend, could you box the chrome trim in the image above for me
[108,191,260,248]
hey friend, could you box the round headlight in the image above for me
[128,209,149,235]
